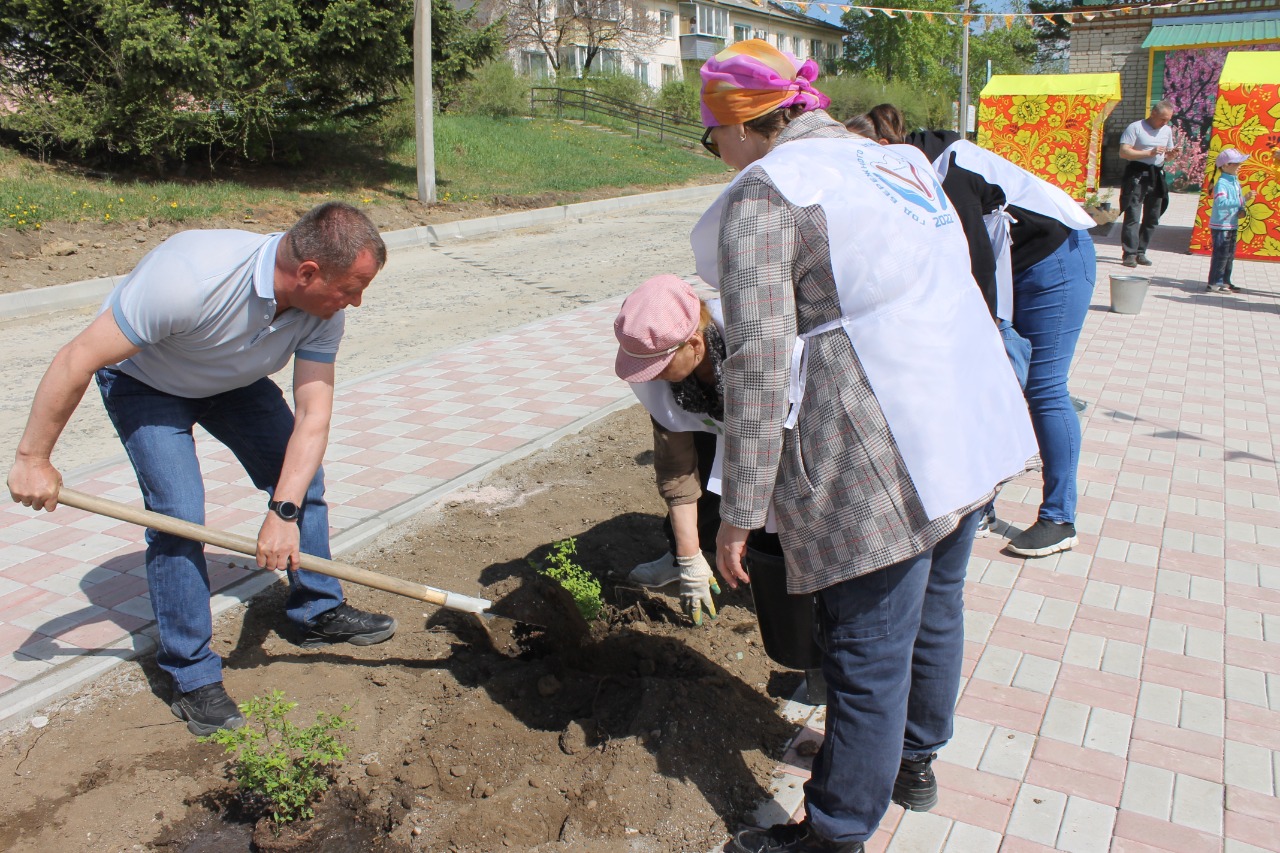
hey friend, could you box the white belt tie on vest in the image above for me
[783,316,854,430]
[983,204,1018,323]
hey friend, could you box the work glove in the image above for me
[678,552,719,627]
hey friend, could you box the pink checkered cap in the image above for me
[614,275,701,383]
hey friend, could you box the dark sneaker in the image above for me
[171,682,246,736]
[974,507,997,538]
[1207,284,1218,292]
[1122,256,1137,268]
[1007,520,1078,558]
[1135,254,1153,266]
[1226,284,1241,292]
[301,603,397,648]
[892,753,938,811]
[730,820,863,853]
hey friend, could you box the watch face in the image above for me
[272,500,300,520]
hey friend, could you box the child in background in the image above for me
[1208,148,1254,293]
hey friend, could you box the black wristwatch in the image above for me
[268,499,301,522]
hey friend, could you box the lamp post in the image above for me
[414,0,437,203]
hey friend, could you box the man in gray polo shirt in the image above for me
[1118,101,1176,267]
[8,202,397,735]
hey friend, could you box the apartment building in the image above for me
[513,0,846,86]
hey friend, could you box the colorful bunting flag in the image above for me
[782,0,1240,26]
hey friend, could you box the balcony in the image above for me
[679,33,725,61]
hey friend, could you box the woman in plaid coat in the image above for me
[694,41,1036,853]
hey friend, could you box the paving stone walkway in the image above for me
[762,196,1280,852]
[1,193,1278,851]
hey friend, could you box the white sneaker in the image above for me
[628,551,681,588]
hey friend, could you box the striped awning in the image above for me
[1142,18,1280,49]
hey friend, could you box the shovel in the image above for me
[55,487,541,655]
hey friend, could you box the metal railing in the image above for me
[529,87,704,147]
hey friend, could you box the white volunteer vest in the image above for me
[692,136,1037,520]
[629,299,726,495]
[928,140,1094,324]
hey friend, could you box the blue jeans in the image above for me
[97,368,344,693]
[1012,230,1096,524]
[999,319,1032,389]
[1209,228,1236,287]
[804,510,982,843]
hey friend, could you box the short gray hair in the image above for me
[283,202,386,273]
[1153,100,1176,117]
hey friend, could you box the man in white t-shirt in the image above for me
[1118,101,1176,267]
[8,202,397,736]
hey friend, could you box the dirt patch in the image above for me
[0,406,802,852]
[0,175,726,296]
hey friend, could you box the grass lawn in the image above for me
[0,116,724,231]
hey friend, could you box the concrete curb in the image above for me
[0,183,724,322]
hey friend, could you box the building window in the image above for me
[810,39,822,60]
[685,3,728,38]
[634,61,650,86]
[661,63,679,84]
[753,28,768,41]
[572,0,619,18]
[734,24,750,43]
[558,45,586,76]
[521,50,551,79]
[660,9,675,37]
[598,48,622,74]
[775,33,785,50]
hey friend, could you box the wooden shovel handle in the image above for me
[56,487,474,610]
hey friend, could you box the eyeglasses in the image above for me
[701,127,720,159]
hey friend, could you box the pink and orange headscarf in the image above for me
[700,39,830,128]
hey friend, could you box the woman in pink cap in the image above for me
[691,40,1037,853]
[613,274,726,627]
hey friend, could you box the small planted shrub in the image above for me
[535,537,603,621]
[201,691,353,825]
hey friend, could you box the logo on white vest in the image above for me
[857,148,954,228]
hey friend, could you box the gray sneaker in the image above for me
[628,551,681,588]
[974,507,997,538]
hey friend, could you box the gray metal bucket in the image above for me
[1110,274,1150,315]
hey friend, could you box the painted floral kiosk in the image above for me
[1189,51,1280,261]
[977,73,1122,202]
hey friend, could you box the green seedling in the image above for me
[201,691,354,825]
[534,537,603,622]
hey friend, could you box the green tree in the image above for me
[0,0,415,166]
[840,0,961,93]
[432,0,504,112]
[968,16,1039,98]
[1026,0,1072,68]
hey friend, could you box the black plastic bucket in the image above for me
[745,534,822,670]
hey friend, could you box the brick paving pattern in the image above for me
[2,195,1279,850]
[766,197,1280,852]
